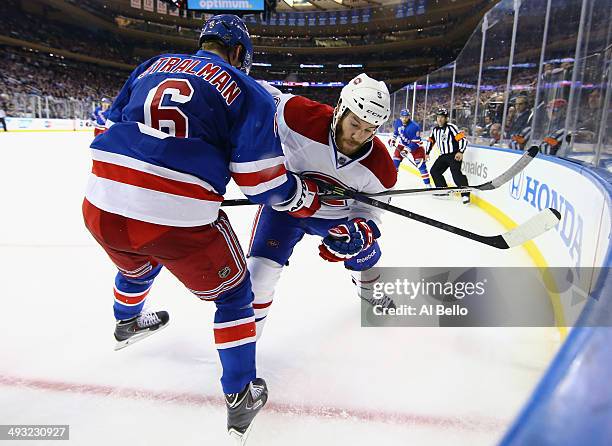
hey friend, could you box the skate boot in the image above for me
[360,293,397,310]
[114,311,169,350]
[351,270,397,309]
[226,378,268,445]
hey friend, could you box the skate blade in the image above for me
[114,321,169,351]
[228,423,255,446]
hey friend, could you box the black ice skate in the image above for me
[114,311,169,351]
[352,273,397,309]
[359,293,397,310]
[226,378,268,445]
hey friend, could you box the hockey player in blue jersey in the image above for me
[82,15,321,444]
[91,97,111,136]
[389,108,431,187]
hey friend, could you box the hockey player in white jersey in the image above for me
[249,74,398,338]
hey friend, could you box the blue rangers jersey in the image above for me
[85,50,296,227]
[392,119,422,151]
[91,107,108,126]
[392,118,402,134]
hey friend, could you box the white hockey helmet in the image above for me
[332,73,391,136]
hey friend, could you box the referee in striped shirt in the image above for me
[426,108,470,204]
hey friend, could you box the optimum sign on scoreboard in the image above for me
[187,0,264,11]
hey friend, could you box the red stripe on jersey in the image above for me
[231,164,287,187]
[359,137,398,190]
[92,160,223,202]
[283,96,333,146]
[253,301,272,309]
[113,288,149,305]
[214,322,256,344]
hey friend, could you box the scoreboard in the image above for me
[186,0,265,12]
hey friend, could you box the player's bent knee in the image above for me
[248,256,283,284]
[248,256,283,300]
[343,241,382,271]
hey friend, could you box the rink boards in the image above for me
[384,136,612,446]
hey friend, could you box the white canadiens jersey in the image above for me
[274,92,397,222]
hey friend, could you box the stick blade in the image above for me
[478,145,540,191]
[501,208,561,248]
[526,145,540,158]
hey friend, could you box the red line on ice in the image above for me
[0,374,505,432]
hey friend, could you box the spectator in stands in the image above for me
[508,95,532,149]
[489,123,502,146]
[576,89,603,142]
[481,114,493,138]
[540,99,568,155]
[506,105,516,131]
[541,63,554,83]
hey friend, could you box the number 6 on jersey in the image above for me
[144,78,194,138]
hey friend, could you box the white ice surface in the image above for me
[0,132,561,445]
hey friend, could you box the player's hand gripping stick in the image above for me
[318,218,381,262]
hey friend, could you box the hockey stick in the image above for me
[221,146,540,207]
[322,185,561,249]
[323,145,540,200]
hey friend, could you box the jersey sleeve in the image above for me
[454,126,468,152]
[105,58,158,125]
[228,85,296,205]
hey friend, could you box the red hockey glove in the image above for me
[272,174,321,218]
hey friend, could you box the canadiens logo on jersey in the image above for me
[266,239,280,248]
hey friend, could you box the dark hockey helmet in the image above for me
[400,108,411,117]
[199,14,253,75]
[436,107,449,117]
